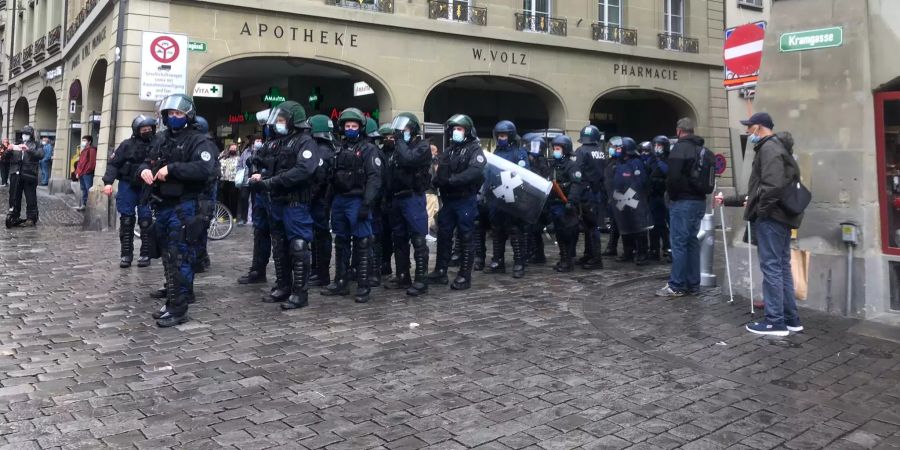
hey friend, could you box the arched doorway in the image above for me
[12,97,30,137]
[589,89,696,141]
[424,75,565,146]
[86,59,108,143]
[196,56,393,146]
[35,87,58,140]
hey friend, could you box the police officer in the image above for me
[648,135,671,262]
[238,135,272,286]
[139,94,217,327]
[427,114,486,290]
[574,125,607,270]
[307,115,336,287]
[321,108,382,303]
[385,113,432,296]
[193,116,217,273]
[5,125,44,228]
[249,101,320,310]
[363,117,390,288]
[524,135,552,265]
[602,137,622,257]
[547,135,583,272]
[610,137,652,266]
[484,120,530,278]
[102,114,156,268]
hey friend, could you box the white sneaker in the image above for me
[655,285,684,297]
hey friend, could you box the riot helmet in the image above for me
[194,116,209,135]
[525,135,547,157]
[638,141,652,155]
[492,120,518,147]
[338,108,366,140]
[607,136,623,159]
[550,135,573,159]
[578,125,602,145]
[390,112,421,136]
[266,101,307,136]
[158,94,196,130]
[308,114,335,141]
[446,114,475,143]
[365,118,380,139]
[378,124,394,137]
[651,135,671,157]
[132,114,157,141]
[621,137,638,157]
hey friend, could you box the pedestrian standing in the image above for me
[39,136,54,186]
[427,114,486,290]
[735,113,804,336]
[219,143,240,218]
[236,139,257,226]
[657,118,709,297]
[0,137,10,186]
[5,126,43,228]
[75,135,97,211]
[139,94,217,328]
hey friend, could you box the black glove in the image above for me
[565,202,576,213]
[358,203,371,221]
[434,165,450,187]
[248,177,266,192]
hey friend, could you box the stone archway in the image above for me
[85,59,108,142]
[589,88,698,140]
[35,87,58,138]
[12,97,30,133]
[423,74,567,140]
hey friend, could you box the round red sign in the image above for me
[150,36,180,64]
[724,24,765,76]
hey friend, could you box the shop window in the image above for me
[875,93,900,256]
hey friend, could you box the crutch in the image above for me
[718,204,734,304]
[747,221,754,315]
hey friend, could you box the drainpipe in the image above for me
[6,1,17,138]
[99,0,126,229]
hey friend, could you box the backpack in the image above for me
[688,145,716,195]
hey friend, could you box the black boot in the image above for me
[578,229,594,265]
[347,237,359,282]
[407,234,429,296]
[119,216,136,268]
[310,228,332,287]
[555,235,574,273]
[137,218,152,268]
[528,230,547,264]
[355,237,372,303]
[511,231,525,279]
[282,239,310,310]
[153,250,177,319]
[473,224,486,271]
[428,230,451,285]
[451,232,473,290]
[484,231,506,274]
[266,230,291,303]
[635,232,650,266]
[322,236,350,296]
[582,229,604,270]
[603,226,620,257]
[194,247,210,274]
[449,232,461,268]
[239,228,269,284]
[369,237,383,288]
[617,235,635,263]
[387,237,412,290]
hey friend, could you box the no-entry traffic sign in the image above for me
[140,32,188,101]
[724,23,765,76]
[150,36,180,64]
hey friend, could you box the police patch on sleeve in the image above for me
[574,171,582,179]
[517,160,527,167]
[476,155,485,164]
[374,157,382,167]
[634,170,641,176]
[200,151,212,162]
[302,150,313,159]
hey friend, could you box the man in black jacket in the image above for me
[657,118,707,297]
[6,125,44,228]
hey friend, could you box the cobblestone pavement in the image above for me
[1,218,900,449]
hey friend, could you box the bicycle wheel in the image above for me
[208,201,234,240]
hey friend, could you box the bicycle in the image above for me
[133,200,234,240]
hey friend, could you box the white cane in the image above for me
[719,205,734,304]
[747,221,754,315]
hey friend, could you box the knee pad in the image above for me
[291,239,309,252]
[411,234,427,249]
[138,217,153,229]
[356,236,372,250]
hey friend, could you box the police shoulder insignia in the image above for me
[374,157,382,167]
[476,155,485,164]
[634,170,641,176]
[517,160,527,167]
[200,151,212,162]
[574,171,582,179]
[302,150,313,159]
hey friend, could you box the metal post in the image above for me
[698,212,717,287]
[846,243,854,316]
[719,205,734,304]
[748,221,754,315]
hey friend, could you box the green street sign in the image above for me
[188,40,208,52]
[780,27,843,52]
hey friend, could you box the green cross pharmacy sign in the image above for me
[780,27,843,52]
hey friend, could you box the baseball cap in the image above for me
[740,112,774,129]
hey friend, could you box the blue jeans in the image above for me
[668,199,706,292]
[79,174,94,206]
[39,160,51,185]
[755,218,799,326]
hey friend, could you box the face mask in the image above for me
[168,115,188,130]
[451,129,465,143]
[345,129,360,140]
[608,147,616,158]
[253,142,263,150]
[275,123,289,135]
[22,135,30,142]
[654,145,664,156]
[403,131,412,143]
[552,150,563,160]
[140,132,153,141]
[496,138,508,148]
[748,133,761,144]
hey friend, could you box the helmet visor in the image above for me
[158,95,194,115]
[255,109,271,126]
[608,136,623,148]
[390,116,412,132]
[265,107,293,126]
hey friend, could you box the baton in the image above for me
[551,180,569,204]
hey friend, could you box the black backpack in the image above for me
[689,145,716,195]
